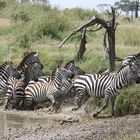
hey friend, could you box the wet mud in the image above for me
[0,106,139,140]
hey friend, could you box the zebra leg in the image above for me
[47,94,56,112]
[4,98,9,110]
[93,95,110,117]
[111,96,116,116]
[72,91,87,111]
[53,101,62,113]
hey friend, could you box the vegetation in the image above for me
[0,0,139,115]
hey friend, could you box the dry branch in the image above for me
[59,16,110,48]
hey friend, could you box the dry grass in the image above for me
[0,18,12,27]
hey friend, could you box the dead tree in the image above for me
[77,28,87,60]
[59,7,118,71]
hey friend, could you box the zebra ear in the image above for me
[71,59,74,64]
[34,52,38,57]
[64,59,74,68]
[57,64,60,68]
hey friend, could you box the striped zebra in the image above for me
[0,61,21,94]
[34,60,85,83]
[72,61,139,117]
[64,60,85,76]
[23,65,73,111]
[17,51,43,74]
[4,62,44,110]
[121,53,140,84]
[121,52,140,66]
[29,60,85,101]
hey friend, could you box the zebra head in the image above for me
[3,61,21,79]
[17,51,43,74]
[53,66,74,93]
[64,60,85,76]
[24,62,44,84]
[52,65,74,80]
[122,52,140,66]
[123,62,139,83]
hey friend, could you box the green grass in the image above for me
[116,85,140,116]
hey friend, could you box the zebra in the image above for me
[17,51,43,74]
[0,61,21,95]
[33,60,85,83]
[71,61,139,117]
[64,60,85,76]
[121,53,140,84]
[121,52,140,66]
[97,53,140,75]
[4,62,44,110]
[29,60,85,100]
[23,65,73,112]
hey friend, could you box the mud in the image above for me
[0,106,139,140]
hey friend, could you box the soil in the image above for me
[0,106,139,140]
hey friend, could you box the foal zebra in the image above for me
[4,62,44,110]
[0,61,21,94]
[23,65,73,111]
[72,62,139,117]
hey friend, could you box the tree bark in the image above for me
[107,7,116,72]
[135,0,139,18]
[77,29,87,60]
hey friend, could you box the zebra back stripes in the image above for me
[72,62,139,117]
[0,61,20,94]
[4,62,44,110]
[23,66,73,111]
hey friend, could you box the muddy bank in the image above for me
[0,107,139,140]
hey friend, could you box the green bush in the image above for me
[0,0,6,10]
[116,85,140,116]
[27,13,71,40]
[11,10,30,23]
[16,32,30,49]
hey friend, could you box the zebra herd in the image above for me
[0,51,139,117]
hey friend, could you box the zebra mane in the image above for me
[135,52,140,57]
[118,65,127,73]
[0,61,13,69]
[64,60,74,68]
[118,61,138,73]
[17,52,37,70]
[50,65,58,80]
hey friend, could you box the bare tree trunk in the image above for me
[107,28,116,71]
[107,7,116,72]
[135,0,139,18]
[77,29,87,60]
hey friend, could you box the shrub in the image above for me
[27,12,71,40]
[0,0,6,10]
[16,32,30,49]
[116,85,140,116]
[11,10,30,23]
